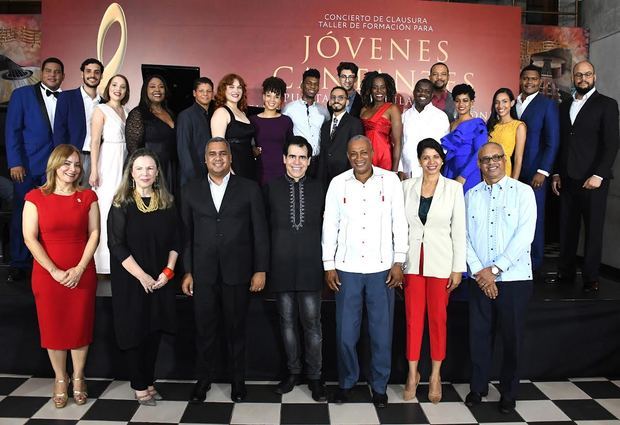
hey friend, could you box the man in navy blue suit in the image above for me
[5,57,65,281]
[54,58,103,187]
[515,64,559,273]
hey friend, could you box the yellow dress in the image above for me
[488,119,524,177]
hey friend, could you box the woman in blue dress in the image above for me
[441,84,488,193]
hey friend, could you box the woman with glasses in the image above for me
[487,88,526,179]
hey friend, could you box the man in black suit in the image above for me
[329,62,362,118]
[552,60,619,293]
[181,137,269,402]
[176,77,215,187]
[318,86,364,187]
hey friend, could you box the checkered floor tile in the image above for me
[0,375,619,424]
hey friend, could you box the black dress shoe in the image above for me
[499,396,516,414]
[6,267,25,282]
[231,381,247,402]
[308,380,326,401]
[372,391,388,408]
[557,272,576,284]
[190,380,211,403]
[274,374,301,394]
[583,280,599,293]
[332,387,350,404]
[465,391,482,407]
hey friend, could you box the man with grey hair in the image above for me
[322,135,408,408]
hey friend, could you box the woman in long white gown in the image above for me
[89,74,130,274]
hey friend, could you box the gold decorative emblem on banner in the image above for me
[97,2,127,95]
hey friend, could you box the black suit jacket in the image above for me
[176,102,213,186]
[328,92,363,118]
[557,91,619,180]
[182,174,269,287]
[317,112,364,187]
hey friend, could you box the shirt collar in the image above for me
[285,174,306,184]
[483,174,509,191]
[517,91,538,104]
[80,85,101,102]
[208,172,231,186]
[40,83,61,93]
[345,165,386,183]
[432,90,448,101]
[573,86,596,102]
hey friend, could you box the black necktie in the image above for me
[45,89,59,98]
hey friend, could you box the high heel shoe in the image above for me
[72,376,88,405]
[428,376,442,404]
[52,377,69,408]
[403,371,420,401]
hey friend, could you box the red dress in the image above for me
[362,102,393,170]
[25,188,98,349]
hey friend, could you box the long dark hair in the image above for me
[360,71,396,108]
[486,88,517,133]
[138,74,174,118]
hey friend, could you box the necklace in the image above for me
[133,190,159,213]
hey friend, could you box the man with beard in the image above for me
[552,61,619,293]
[177,77,215,186]
[515,64,559,273]
[318,86,364,187]
[400,79,449,179]
[429,62,455,122]
[283,68,330,177]
[6,57,65,282]
[328,62,362,118]
[54,58,103,187]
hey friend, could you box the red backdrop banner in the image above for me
[41,0,521,115]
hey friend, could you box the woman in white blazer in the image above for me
[401,138,466,403]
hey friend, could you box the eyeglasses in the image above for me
[339,74,356,80]
[330,95,347,101]
[479,154,505,164]
[574,71,594,79]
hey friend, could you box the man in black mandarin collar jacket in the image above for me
[181,137,269,403]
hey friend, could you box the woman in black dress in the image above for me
[125,75,178,196]
[108,148,180,406]
[210,73,257,180]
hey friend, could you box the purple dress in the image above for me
[441,118,488,193]
[249,114,294,185]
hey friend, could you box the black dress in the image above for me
[108,199,180,349]
[126,108,179,196]
[263,175,324,292]
[223,105,257,181]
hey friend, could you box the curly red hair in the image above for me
[215,73,248,111]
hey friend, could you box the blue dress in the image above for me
[441,118,488,193]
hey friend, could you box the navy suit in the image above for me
[5,83,55,268]
[518,93,560,270]
[53,88,87,149]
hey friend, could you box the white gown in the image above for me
[93,103,127,274]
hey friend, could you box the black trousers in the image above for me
[194,278,249,383]
[123,332,162,391]
[559,177,609,282]
[469,279,532,400]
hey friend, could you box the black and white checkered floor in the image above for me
[1,375,620,424]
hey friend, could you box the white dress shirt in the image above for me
[570,86,596,125]
[322,166,408,273]
[80,86,101,152]
[516,91,538,119]
[208,172,231,212]
[40,83,61,130]
[399,103,450,178]
[283,99,330,156]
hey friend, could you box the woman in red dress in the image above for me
[359,71,403,172]
[23,144,100,408]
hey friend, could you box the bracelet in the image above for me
[162,267,175,280]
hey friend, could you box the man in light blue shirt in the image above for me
[464,142,536,414]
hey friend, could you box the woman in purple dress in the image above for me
[249,77,294,185]
[441,84,488,193]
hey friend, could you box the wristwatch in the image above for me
[491,265,502,276]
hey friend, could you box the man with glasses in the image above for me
[551,61,619,293]
[464,142,536,414]
[330,62,362,118]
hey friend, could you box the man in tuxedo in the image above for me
[552,61,619,293]
[429,62,455,122]
[318,86,364,187]
[515,64,560,272]
[54,58,103,187]
[181,137,269,403]
[5,57,64,282]
[177,77,215,187]
[328,62,362,118]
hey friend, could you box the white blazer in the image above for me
[402,175,466,278]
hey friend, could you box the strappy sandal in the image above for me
[52,377,69,408]
[135,390,157,406]
[72,376,88,405]
[148,387,163,401]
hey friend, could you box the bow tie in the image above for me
[45,89,59,98]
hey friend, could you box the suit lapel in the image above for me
[521,92,542,121]
[331,112,348,141]
[217,174,237,214]
[572,91,599,128]
[34,83,52,133]
[204,177,218,214]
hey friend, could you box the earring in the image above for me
[131,179,135,189]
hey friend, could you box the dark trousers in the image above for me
[123,332,162,391]
[469,279,532,400]
[531,183,547,271]
[559,177,609,282]
[10,173,46,269]
[276,290,322,379]
[194,280,249,383]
